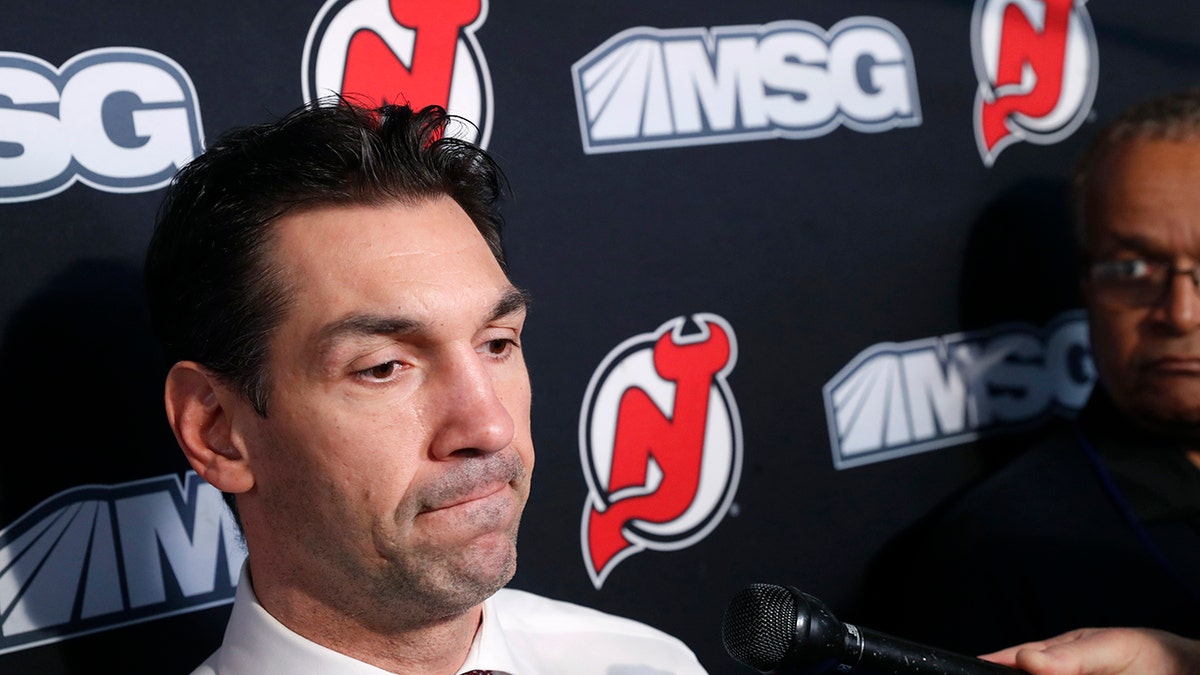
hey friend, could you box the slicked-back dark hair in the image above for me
[145,99,508,417]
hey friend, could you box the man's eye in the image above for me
[1095,259,1153,281]
[484,338,517,357]
[360,361,402,380]
[1115,260,1150,279]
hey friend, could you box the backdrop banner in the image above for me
[1,1,1194,672]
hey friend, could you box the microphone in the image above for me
[722,583,1022,674]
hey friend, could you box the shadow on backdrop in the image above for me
[851,177,1087,638]
[957,177,1082,331]
[0,259,225,674]
[956,177,1085,472]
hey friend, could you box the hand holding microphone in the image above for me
[722,583,1024,674]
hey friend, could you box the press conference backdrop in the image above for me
[0,1,1193,672]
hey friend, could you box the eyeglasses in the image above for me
[1088,259,1200,307]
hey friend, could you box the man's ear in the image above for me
[164,361,255,494]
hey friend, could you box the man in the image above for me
[859,90,1200,654]
[144,100,707,674]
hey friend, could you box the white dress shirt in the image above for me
[191,568,709,674]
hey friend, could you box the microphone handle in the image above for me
[843,623,1022,675]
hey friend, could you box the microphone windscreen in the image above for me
[722,583,799,671]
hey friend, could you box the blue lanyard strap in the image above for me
[1076,428,1200,602]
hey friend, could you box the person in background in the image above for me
[144,98,707,675]
[859,89,1200,654]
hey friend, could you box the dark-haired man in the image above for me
[863,90,1200,654]
[145,101,706,674]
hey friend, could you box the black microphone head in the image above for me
[722,583,848,673]
[722,583,799,671]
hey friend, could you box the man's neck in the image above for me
[249,563,484,675]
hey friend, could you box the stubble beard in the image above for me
[292,450,530,631]
[355,485,527,630]
[362,509,521,629]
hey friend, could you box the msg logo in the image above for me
[572,17,921,154]
[0,472,242,654]
[0,48,204,203]
[824,311,1093,468]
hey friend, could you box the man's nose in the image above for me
[1155,268,1200,333]
[428,350,515,459]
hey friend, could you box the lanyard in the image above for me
[1076,428,1200,603]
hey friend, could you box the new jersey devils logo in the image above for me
[580,314,742,589]
[302,0,494,147]
[972,0,1097,166]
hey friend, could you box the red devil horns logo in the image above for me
[579,314,742,589]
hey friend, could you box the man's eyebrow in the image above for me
[1099,230,1170,256]
[314,287,531,350]
[491,286,532,322]
[315,315,425,348]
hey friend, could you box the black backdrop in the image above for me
[0,1,1197,672]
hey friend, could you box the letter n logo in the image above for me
[971,0,1097,166]
[579,314,742,589]
[302,0,494,147]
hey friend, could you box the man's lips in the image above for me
[1140,356,1200,375]
[414,449,527,516]
[421,481,511,514]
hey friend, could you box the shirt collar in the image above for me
[456,592,520,675]
[212,567,394,674]
[216,565,515,675]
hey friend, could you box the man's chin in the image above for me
[428,549,516,620]
[437,531,518,596]
[1127,396,1200,441]
[463,534,518,588]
